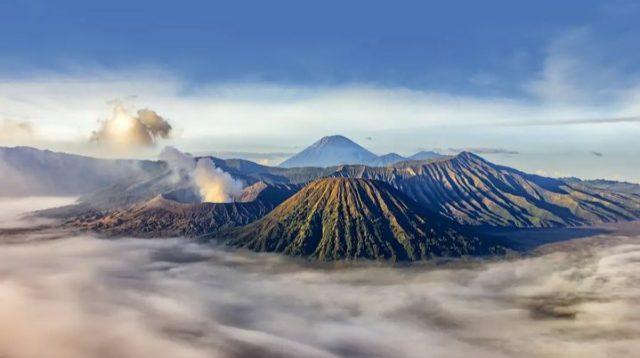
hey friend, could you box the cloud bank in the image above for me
[0,233,638,358]
[0,198,639,358]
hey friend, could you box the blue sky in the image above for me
[3,0,637,92]
[0,0,639,181]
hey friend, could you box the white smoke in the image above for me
[194,158,244,203]
[158,146,196,182]
[158,146,244,203]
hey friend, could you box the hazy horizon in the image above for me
[1,1,639,181]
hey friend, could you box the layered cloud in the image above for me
[0,195,638,358]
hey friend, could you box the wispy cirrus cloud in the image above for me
[445,147,520,156]
[524,28,640,105]
[484,115,640,127]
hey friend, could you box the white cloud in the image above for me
[0,71,623,144]
[0,60,638,180]
[0,197,639,357]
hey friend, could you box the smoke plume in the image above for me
[194,158,244,203]
[158,146,196,181]
[158,146,244,203]
[90,104,172,149]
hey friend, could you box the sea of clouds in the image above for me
[0,199,638,358]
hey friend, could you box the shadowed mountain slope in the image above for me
[561,177,640,196]
[329,153,640,227]
[221,178,505,261]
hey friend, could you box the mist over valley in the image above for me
[1,198,639,358]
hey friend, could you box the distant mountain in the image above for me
[407,151,443,161]
[330,152,640,227]
[368,153,406,166]
[0,146,163,197]
[221,178,505,261]
[279,135,444,168]
[279,135,378,168]
[561,177,640,196]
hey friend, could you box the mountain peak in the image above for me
[222,177,503,261]
[279,135,377,168]
[313,135,354,146]
[454,151,486,163]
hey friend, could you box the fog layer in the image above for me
[0,200,638,358]
[0,196,77,228]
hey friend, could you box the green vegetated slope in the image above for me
[223,178,505,261]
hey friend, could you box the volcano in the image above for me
[221,178,504,261]
[279,135,378,168]
[69,182,301,237]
